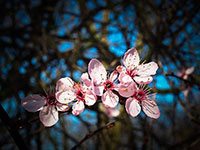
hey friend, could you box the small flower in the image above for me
[22,93,69,127]
[118,48,158,84]
[124,84,160,119]
[88,59,119,108]
[177,67,194,80]
[55,74,97,116]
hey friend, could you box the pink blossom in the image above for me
[88,59,119,108]
[22,94,69,127]
[177,67,194,80]
[55,74,97,115]
[118,48,158,84]
[124,84,160,119]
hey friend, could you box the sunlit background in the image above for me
[0,0,200,149]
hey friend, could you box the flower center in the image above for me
[134,90,146,102]
[46,94,57,105]
[76,90,85,101]
[74,83,85,101]
[126,69,137,78]
[104,80,114,91]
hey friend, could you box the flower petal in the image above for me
[109,70,118,82]
[185,67,194,75]
[56,103,70,112]
[72,101,85,115]
[125,97,141,117]
[55,90,76,104]
[142,99,160,119]
[93,85,104,96]
[88,59,107,85]
[123,48,140,70]
[81,73,91,86]
[118,72,133,84]
[56,77,74,92]
[133,76,153,84]
[84,91,97,106]
[136,62,158,76]
[118,82,136,97]
[21,94,46,112]
[39,105,59,127]
[102,91,119,108]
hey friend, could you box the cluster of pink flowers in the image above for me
[22,48,160,127]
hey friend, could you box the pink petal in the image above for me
[21,94,46,112]
[56,77,74,92]
[72,101,85,115]
[81,73,91,86]
[118,82,136,97]
[123,48,140,70]
[84,91,97,106]
[183,89,189,97]
[118,72,133,84]
[55,90,76,104]
[125,98,141,117]
[93,85,104,96]
[133,76,153,84]
[88,59,107,85]
[102,91,119,108]
[136,62,158,76]
[142,99,160,119]
[56,103,70,112]
[39,105,59,127]
[109,70,118,82]
[185,67,194,75]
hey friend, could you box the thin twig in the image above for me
[165,73,200,87]
[71,121,116,150]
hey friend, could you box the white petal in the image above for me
[56,77,74,92]
[21,94,46,112]
[93,85,104,96]
[84,91,97,106]
[134,76,153,84]
[88,59,107,85]
[185,67,194,75]
[142,99,160,119]
[102,91,119,108]
[118,72,133,84]
[136,62,158,76]
[72,101,85,115]
[123,48,140,70]
[39,105,59,127]
[56,103,70,112]
[81,73,91,86]
[55,90,76,104]
[109,71,118,82]
[125,98,141,117]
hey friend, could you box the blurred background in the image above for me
[0,0,200,149]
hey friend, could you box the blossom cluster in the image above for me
[22,48,160,127]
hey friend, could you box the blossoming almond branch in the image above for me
[22,47,160,127]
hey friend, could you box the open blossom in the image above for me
[88,59,119,108]
[55,74,97,115]
[22,93,69,127]
[177,67,194,80]
[118,48,158,84]
[122,83,160,119]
